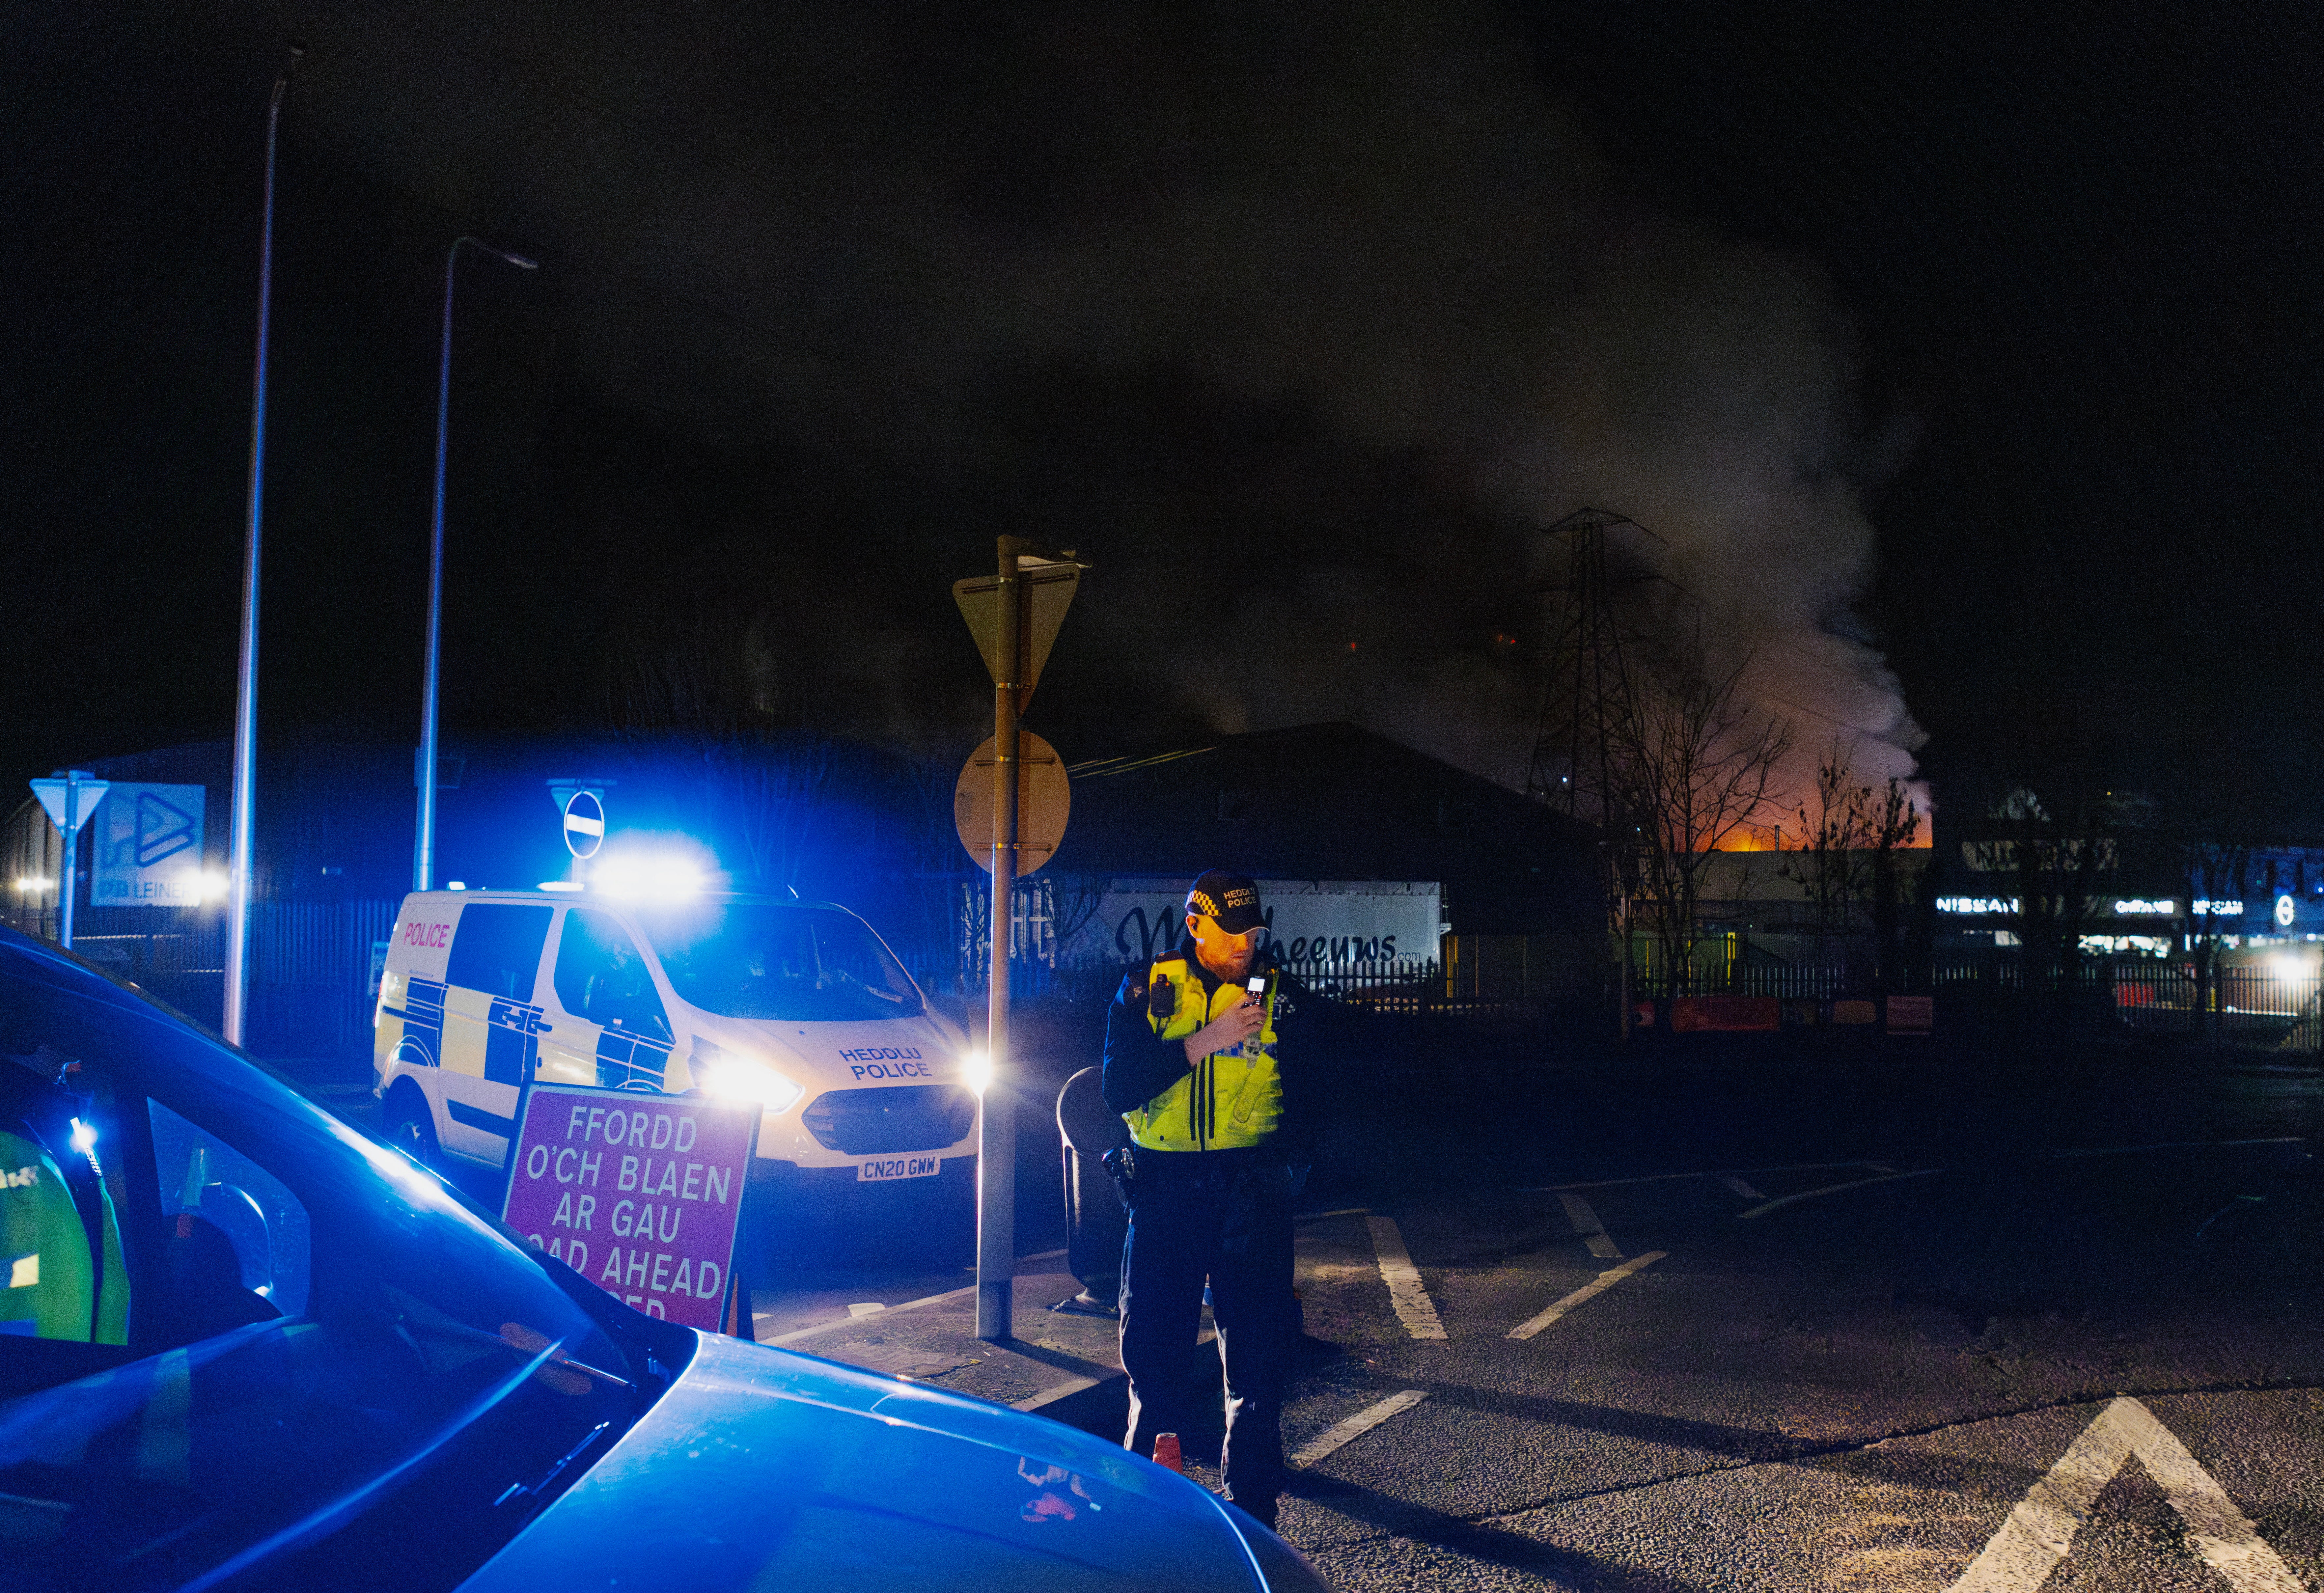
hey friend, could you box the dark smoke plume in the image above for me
[262,0,1925,807]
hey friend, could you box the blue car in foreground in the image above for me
[0,926,1328,1592]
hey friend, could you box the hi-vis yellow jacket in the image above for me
[0,1127,128,1344]
[1122,954,1283,1153]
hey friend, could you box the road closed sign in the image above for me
[501,1083,759,1332]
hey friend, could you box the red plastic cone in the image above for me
[1152,1433,1184,1474]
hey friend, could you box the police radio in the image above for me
[1245,975,1268,1005]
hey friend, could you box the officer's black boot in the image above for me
[1228,1492,1279,1531]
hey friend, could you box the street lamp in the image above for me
[224,46,301,1047]
[415,234,537,893]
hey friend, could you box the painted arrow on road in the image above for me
[1946,1396,2303,1592]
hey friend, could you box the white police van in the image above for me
[373,890,977,1196]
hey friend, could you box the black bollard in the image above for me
[1053,1067,1128,1314]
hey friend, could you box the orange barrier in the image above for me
[1885,995,1933,1033]
[1669,995,1780,1032]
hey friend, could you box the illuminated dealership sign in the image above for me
[1936,896,2019,915]
[1943,895,2266,920]
[2276,893,2297,927]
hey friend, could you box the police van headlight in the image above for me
[692,1042,804,1113]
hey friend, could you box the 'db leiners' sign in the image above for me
[502,1084,759,1332]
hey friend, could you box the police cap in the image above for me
[1185,870,1265,934]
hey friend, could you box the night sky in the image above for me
[7,1,2320,836]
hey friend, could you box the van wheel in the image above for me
[385,1086,440,1170]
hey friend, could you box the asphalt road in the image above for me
[745,1039,2324,1591]
[1267,1138,2321,1591]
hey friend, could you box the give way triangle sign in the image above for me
[953,556,1080,713]
[30,774,109,835]
[1945,1396,2303,1592]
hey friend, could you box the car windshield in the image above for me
[0,933,677,1593]
[637,903,924,1023]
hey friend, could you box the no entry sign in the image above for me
[502,1083,759,1332]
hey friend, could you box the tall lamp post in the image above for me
[414,235,537,892]
[223,47,300,1048]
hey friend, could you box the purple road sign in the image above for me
[502,1083,760,1332]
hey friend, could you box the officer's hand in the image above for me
[1184,1000,1265,1064]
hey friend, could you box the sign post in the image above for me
[953,539,1082,1342]
[30,771,109,950]
[954,730,1069,875]
[501,1082,760,1334]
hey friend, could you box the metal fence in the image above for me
[2107,960,2320,1051]
[924,951,1566,1020]
[28,901,401,1059]
[33,902,2315,1058]
[1625,954,2321,1052]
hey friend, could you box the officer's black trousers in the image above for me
[1117,1149,1294,1510]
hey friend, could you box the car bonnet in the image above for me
[459,1330,1263,1592]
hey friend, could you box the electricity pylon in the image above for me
[1526,507,1647,828]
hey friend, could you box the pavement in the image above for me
[753,1250,1126,1412]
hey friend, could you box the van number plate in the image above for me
[858,1155,941,1182]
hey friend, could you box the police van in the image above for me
[373,890,977,1196]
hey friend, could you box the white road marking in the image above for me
[1859,1161,1897,1175]
[1295,1206,1371,1222]
[847,1302,885,1318]
[1738,1167,1944,1220]
[1719,1175,1765,1199]
[1945,1396,2303,1593]
[1290,1390,1429,1466]
[1506,1251,1669,1340]
[1365,1216,1448,1340]
[1557,1192,1623,1259]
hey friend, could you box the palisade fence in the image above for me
[924,952,1468,1014]
[20,900,2313,1057]
[15,901,402,1060]
[923,931,1602,1018]
[1628,955,2322,1053]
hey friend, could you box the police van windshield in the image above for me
[637,904,923,1023]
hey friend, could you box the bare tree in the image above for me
[606,611,796,739]
[1779,745,1878,963]
[1613,658,1792,995]
[1866,774,1923,994]
[901,757,972,991]
[1986,788,2116,1030]
[1779,745,1922,988]
[704,736,835,891]
[2181,831,2250,1047]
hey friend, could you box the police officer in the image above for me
[1,1043,127,1345]
[1103,870,1310,1528]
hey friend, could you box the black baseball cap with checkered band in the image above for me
[1184,870,1264,934]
